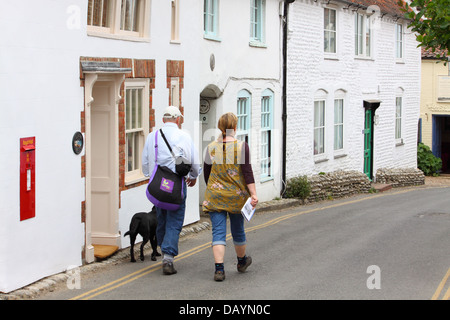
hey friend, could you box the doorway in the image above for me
[198,84,222,206]
[363,108,373,180]
[83,70,129,263]
[90,80,119,246]
[432,115,450,173]
[363,100,380,180]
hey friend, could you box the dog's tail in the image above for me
[124,215,142,237]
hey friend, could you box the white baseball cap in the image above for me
[163,106,183,119]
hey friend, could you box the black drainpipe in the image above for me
[281,0,295,196]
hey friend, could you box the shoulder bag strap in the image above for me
[154,130,158,161]
[159,129,177,160]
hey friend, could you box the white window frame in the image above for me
[355,13,372,58]
[237,89,251,146]
[333,89,347,159]
[170,78,180,107]
[314,100,326,156]
[87,0,151,42]
[324,7,337,57]
[204,0,220,41]
[260,89,273,180]
[124,79,150,184]
[395,96,403,144]
[334,98,344,151]
[250,0,266,47]
[171,0,180,43]
[396,23,404,61]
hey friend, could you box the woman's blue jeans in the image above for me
[155,182,187,257]
[209,211,246,246]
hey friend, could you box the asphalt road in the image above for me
[38,185,450,302]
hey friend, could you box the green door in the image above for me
[364,109,373,180]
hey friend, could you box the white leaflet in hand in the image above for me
[241,197,256,222]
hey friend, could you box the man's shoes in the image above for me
[237,255,252,273]
[214,270,226,281]
[162,261,177,275]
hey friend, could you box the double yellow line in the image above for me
[70,187,448,300]
[71,193,378,300]
[432,268,450,300]
[70,241,212,300]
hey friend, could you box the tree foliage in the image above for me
[399,0,450,62]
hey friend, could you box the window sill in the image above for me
[203,34,221,42]
[87,30,150,43]
[125,174,148,186]
[314,156,329,164]
[354,56,374,61]
[249,41,267,48]
[260,176,274,183]
[395,139,404,147]
[324,54,339,61]
[334,153,347,159]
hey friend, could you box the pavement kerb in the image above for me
[1,177,448,300]
[0,198,300,300]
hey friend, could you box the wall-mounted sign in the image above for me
[72,132,84,155]
[200,99,210,114]
[210,54,215,71]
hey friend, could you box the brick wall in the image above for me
[166,60,184,126]
[79,57,156,214]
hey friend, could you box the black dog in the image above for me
[124,207,161,262]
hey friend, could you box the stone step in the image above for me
[371,183,392,192]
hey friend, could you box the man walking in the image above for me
[142,106,201,275]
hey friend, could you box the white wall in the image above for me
[197,0,284,203]
[0,0,285,292]
[0,0,204,293]
[285,1,420,180]
[0,0,87,292]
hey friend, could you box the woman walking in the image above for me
[202,112,258,281]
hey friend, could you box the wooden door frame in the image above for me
[83,72,126,263]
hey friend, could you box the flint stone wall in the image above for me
[306,170,371,202]
[375,168,425,187]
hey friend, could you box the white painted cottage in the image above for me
[0,0,421,293]
[0,0,284,293]
[284,0,421,181]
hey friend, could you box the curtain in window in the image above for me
[87,0,110,27]
[121,0,139,32]
[324,8,336,53]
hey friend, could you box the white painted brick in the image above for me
[285,1,420,180]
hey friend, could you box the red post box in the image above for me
[20,137,36,221]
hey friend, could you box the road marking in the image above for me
[70,187,446,300]
[70,241,212,300]
[431,267,450,300]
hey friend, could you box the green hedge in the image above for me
[417,143,442,176]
